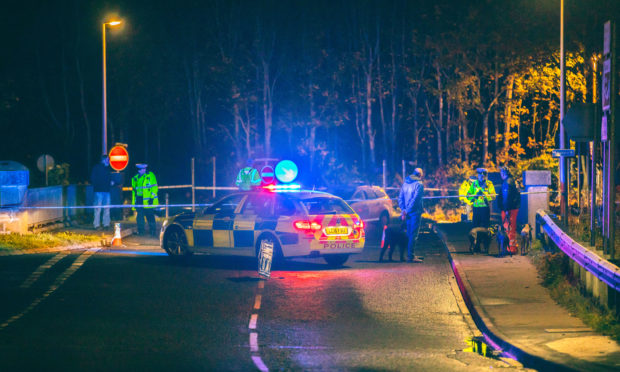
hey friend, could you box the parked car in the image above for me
[160,189,365,266]
[331,185,401,228]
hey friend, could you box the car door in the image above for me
[194,194,245,249]
[233,193,275,252]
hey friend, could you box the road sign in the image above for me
[258,239,274,278]
[36,154,54,172]
[602,58,611,112]
[275,160,298,183]
[551,149,575,158]
[108,145,129,171]
[260,165,275,184]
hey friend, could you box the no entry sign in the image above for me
[108,146,129,171]
[260,165,275,184]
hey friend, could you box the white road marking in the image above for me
[251,355,269,372]
[20,251,70,289]
[249,313,258,329]
[254,294,262,310]
[1,248,99,331]
[249,332,259,352]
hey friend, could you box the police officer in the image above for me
[398,168,424,263]
[132,163,159,236]
[236,159,261,191]
[458,175,476,222]
[467,168,496,229]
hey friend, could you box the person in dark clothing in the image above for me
[497,166,521,254]
[90,155,114,230]
[398,168,424,263]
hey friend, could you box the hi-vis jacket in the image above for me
[459,179,473,206]
[236,167,261,191]
[132,172,159,209]
[467,179,496,208]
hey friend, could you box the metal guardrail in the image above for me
[536,209,620,291]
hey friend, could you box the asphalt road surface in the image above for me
[0,228,527,371]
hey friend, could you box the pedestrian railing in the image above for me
[536,209,620,291]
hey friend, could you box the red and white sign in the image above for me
[108,146,129,171]
[261,165,275,184]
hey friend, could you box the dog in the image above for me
[520,224,531,256]
[468,227,491,254]
[379,224,407,262]
[495,224,509,257]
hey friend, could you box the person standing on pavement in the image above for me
[398,168,424,263]
[90,155,114,230]
[236,159,261,191]
[458,175,476,222]
[497,166,521,254]
[467,168,496,229]
[132,163,159,236]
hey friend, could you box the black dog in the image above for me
[496,224,509,257]
[379,224,407,262]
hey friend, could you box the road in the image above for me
[0,228,525,371]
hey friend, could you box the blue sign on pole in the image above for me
[551,149,575,158]
[275,160,298,183]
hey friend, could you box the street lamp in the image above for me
[102,20,122,156]
[559,0,568,225]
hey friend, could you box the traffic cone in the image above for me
[111,223,123,247]
[380,224,387,249]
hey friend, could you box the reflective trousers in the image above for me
[501,209,519,253]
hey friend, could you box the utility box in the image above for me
[0,161,29,208]
[520,170,552,236]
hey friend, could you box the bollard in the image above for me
[111,223,123,247]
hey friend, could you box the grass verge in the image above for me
[0,232,101,251]
[530,245,620,342]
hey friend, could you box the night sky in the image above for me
[1,1,617,188]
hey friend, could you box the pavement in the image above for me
[436,221,620,372]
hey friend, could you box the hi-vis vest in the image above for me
[459,179,473,206]
[132,171,159,209]
[467,179,496,208]
[236,167,261,190]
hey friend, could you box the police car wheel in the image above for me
[323,254,349,267]
[164,228,190,258]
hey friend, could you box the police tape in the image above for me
[13,191,553,210]
[17,203,213,210]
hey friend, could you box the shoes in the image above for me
[95,226,103,231]
[407,258,423,263]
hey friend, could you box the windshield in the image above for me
[300,197,355,215]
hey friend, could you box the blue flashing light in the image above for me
[275,160,298,183]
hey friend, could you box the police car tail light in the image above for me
[294,220,322,232]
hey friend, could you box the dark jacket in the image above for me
[497,176,520,211]
[398,175,424,215]
[90,163,111,193]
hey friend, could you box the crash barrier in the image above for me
[536,209,620,311]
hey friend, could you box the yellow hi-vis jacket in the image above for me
[132,171,159,210]
[236,167,261,191]
[459,179,473,205]
[467,179,496,208]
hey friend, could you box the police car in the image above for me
[160,189,365,266]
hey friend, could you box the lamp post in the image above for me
[559,0,568,225]
[102,20,122,156]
